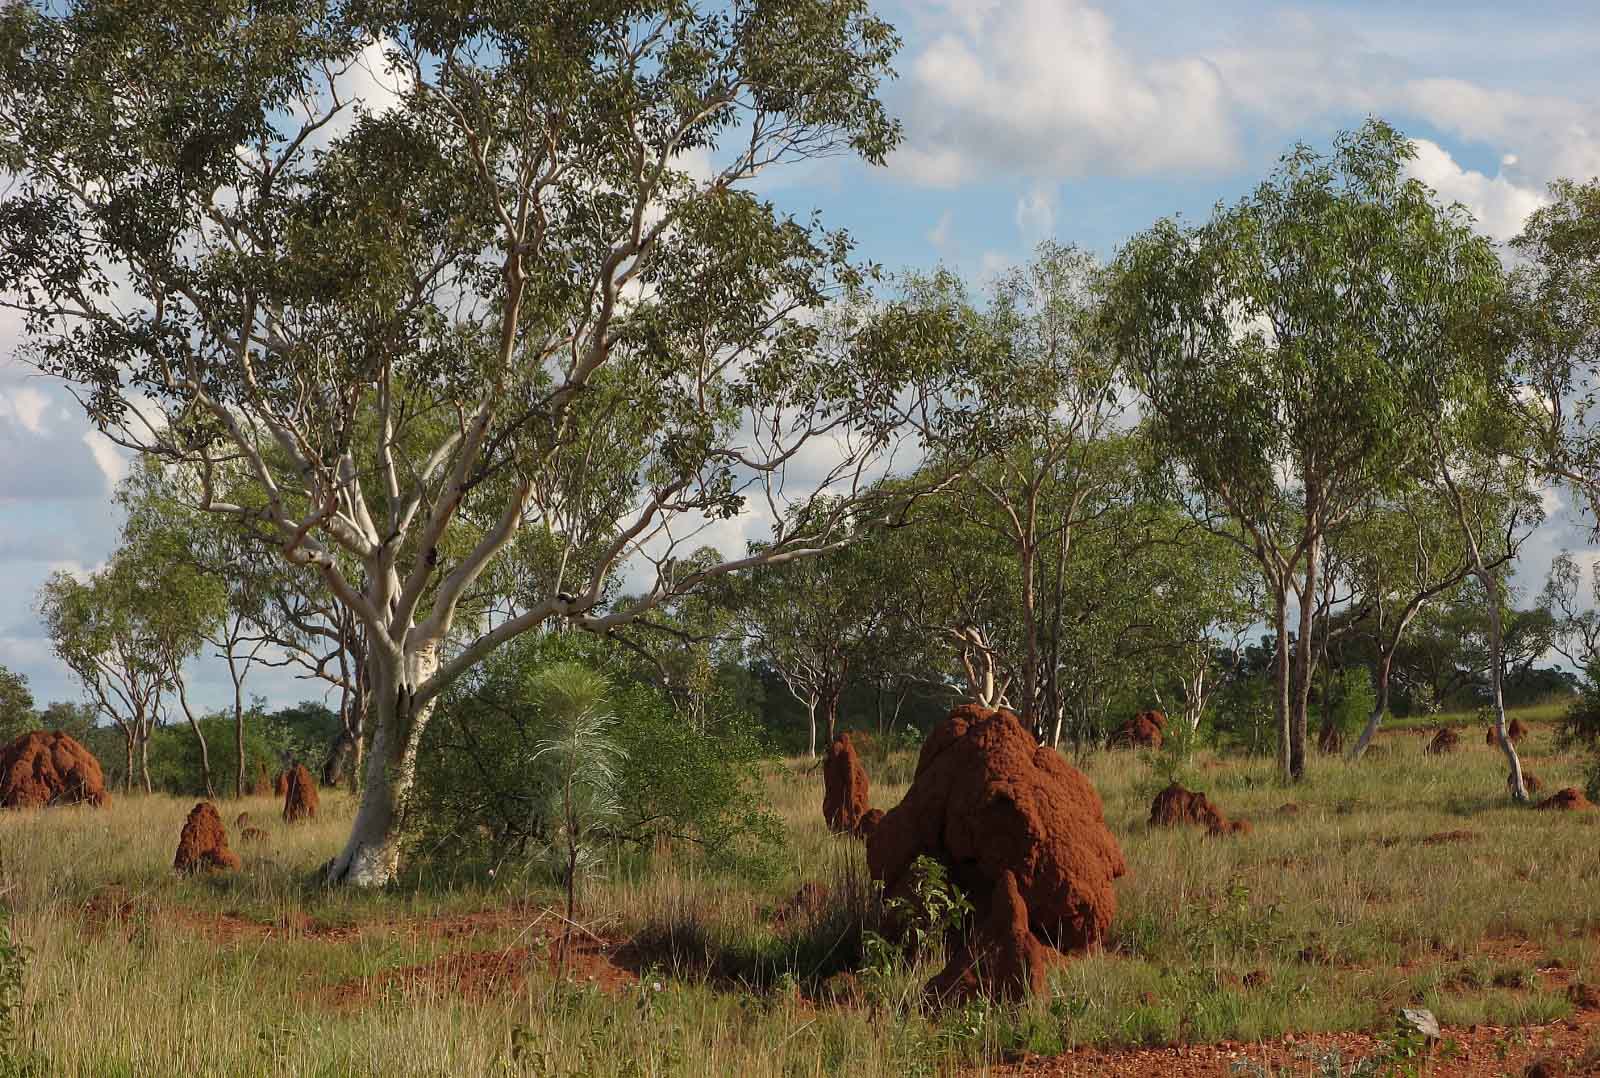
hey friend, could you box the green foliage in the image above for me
[144,715,281,797]
[1324,667,1377,741]
[0,667,35,746]
[527,663,624,898]
[410,632,781,881]
[1210,674,1277,757]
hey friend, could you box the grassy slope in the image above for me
[2,711,1597,1076]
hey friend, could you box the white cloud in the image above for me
[1405,138,1549,241]
[80,430,128,494]
[5,386,48,434]
[928,210,955,252]
[1015,186,1057,241]
[889,0,1236,186]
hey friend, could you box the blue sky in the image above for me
[3,0,1600,710]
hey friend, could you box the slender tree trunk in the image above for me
[325,644,439,886]
[175,675,214,800]
[122,728,134,794]
[138,724,152,794]
[1020,538,1039,731]
[823,686,841,743]
[805,696,818,759]
[228,648,246,799]
[1290,533,1320,781]
[1273,587,1292,780]
[1348,651,1396,761]
[1483,570,1529,801]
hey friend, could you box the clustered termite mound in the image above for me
[0,730,109,809]
[1110,710,1165,749]
[822,731,877,838]
[866,705,1127,1004]
[173,801,241,873]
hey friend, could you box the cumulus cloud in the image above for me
[1405,138,1550,241]
[888,0,1236,186]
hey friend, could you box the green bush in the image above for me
[145,715,281,797]
[409,631,782,881]
[1324,667,1377,741]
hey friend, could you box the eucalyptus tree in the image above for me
[1104,120,1507,780]
[37,546,221,793]
[894,242,1129,730]
[0,0,924,884]
[1542,551,1600,674]
[1338,485,1525,759]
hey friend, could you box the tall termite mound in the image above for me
[822,731,874,837]
[282,763,319,823]
[0,730,109,809]
[867,705,1127,1003]
[1485,719,1528,745]
[174,801,241,872]
[1425,728,1460,755]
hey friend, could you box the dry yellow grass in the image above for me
[1,718,1596,1076]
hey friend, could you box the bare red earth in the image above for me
[1149,783,1249,837]
[866,704,1126,1003]
[1536,787,1595,811]
[173,801,241,873]
[0,730,109,809]
[821,731,873,837]
[282,763,319,822]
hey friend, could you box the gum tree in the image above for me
[0,0,920,884]
[1104,120,1506,780]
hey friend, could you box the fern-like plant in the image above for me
[528,662,625,973]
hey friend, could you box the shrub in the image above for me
[409,631,782,880]
[145,715,283,796]
[1558,663,1600,751]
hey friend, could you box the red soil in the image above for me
[866,705,1126,1002]
[821,732,873,837]
[282,763,319,822]
[0,730,109,809]
[173,801,241,873]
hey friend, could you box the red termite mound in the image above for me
[1536,787,1595,811]
[822,732,873,837]
[1486,719,1528,746]
[1111,711,1164,749]
[927,869,1050,1004]
[282,763,319,823]
[0,730,109,809]
[866,704,1127,1003]
[1148,783,1250,837]
[272,770,290,797]
[1425,728,1460,755]
[173,801,241,873]
[1512,770,1544,796]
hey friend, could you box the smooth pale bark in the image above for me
[805,696,818,760]
[1289,530,1321,781]
[1273,589,1292,779]
[324,645,438,886]
[1482,569,1530,802]
[122,732,134,795]
[175,676,215,799]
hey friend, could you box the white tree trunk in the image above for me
[325,643,438,886]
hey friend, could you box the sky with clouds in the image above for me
[3,0,1600,710]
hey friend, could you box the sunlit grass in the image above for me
[2,709,1596,1076]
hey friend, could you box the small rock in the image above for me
[1399,1007,1440,1041]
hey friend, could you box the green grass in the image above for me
[2,707,1596,1076]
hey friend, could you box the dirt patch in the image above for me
[1421,829,1481,846]
[1111,711,1165,749]
[323,921,636,1009]
[173,802,241,873]
[1425,728,1461,755]
[822,732,873,837]
[0,730,109,809]
[1149,783,1249,837]
[866,705,1126,1003]
[282,763,319,822]
[1537,787,1595,811]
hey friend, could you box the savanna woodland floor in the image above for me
[4,707,1600,1077]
